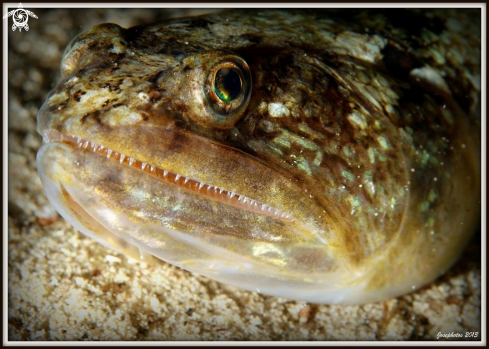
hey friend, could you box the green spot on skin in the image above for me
[429,156,439,166]
[441,108,454,125]
[291,133,318,151]
[268,144,283,156]
[419,201,430,212]
[273,133,291,148]
[420,151,430,166]
[364,171,373,182]
[377,136,389,149]
[329,188,336,196]
[298,123,325,139]
[378,153,386,162]
[297,157,312,175]
[313,151,323,167]
[428,217,435,227]
[352,196,361,207]
[398,187,405,197]
[343,145,352,157]
[347,112,367,129]
[428,189,437,202]
[342,170,355,182]
[368,147,376,163]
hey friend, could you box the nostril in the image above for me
[61,23,126,77]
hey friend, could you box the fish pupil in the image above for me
[214,68,242,102]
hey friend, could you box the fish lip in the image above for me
[40,128,295,221]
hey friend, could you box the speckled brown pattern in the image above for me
[8,8,481,341]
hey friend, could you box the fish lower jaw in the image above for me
[41,128,293,221]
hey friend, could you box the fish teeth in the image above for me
[106,149,112,158]
[183,177,189,185]
[128,157,135,166]
[198,182,205,190]
[141,162,147,170]
[174,174,180,181]
[119,154,125,164]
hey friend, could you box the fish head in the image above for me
[36,11,480,304]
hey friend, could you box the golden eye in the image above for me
[203,56,252,129]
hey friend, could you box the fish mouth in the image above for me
[41,129,293,221]
[37,127,361,303]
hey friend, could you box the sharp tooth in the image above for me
[208,185,213,192]
[174,174,180,181]
[128,158,135,166]
[141,162,147,170]
[107,149,112,158]
[261,204,267,211]
[78,141,83,148]
[76,136,81,144]
[120,154,125,164]
[238,195,243,202]
[99,145,104,150]
[219,188,224,194]
[150,165,155,172]
[229,192,236,199]
[83,141,89,149]
[243,198,248,204]
[164,170,169,178]
[183,177,189,184]
[198,182,205,190]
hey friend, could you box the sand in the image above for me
[7,8,482,341]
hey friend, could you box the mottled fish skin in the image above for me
[37,9,480,304]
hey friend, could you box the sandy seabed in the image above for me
[7,8,482,341]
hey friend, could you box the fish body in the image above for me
[37,9,481,304]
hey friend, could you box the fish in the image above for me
[36,9,481,304]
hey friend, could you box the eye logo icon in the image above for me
[3,3,38,32]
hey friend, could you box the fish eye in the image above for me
[202,56,252,129]
[214,67,242,102]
